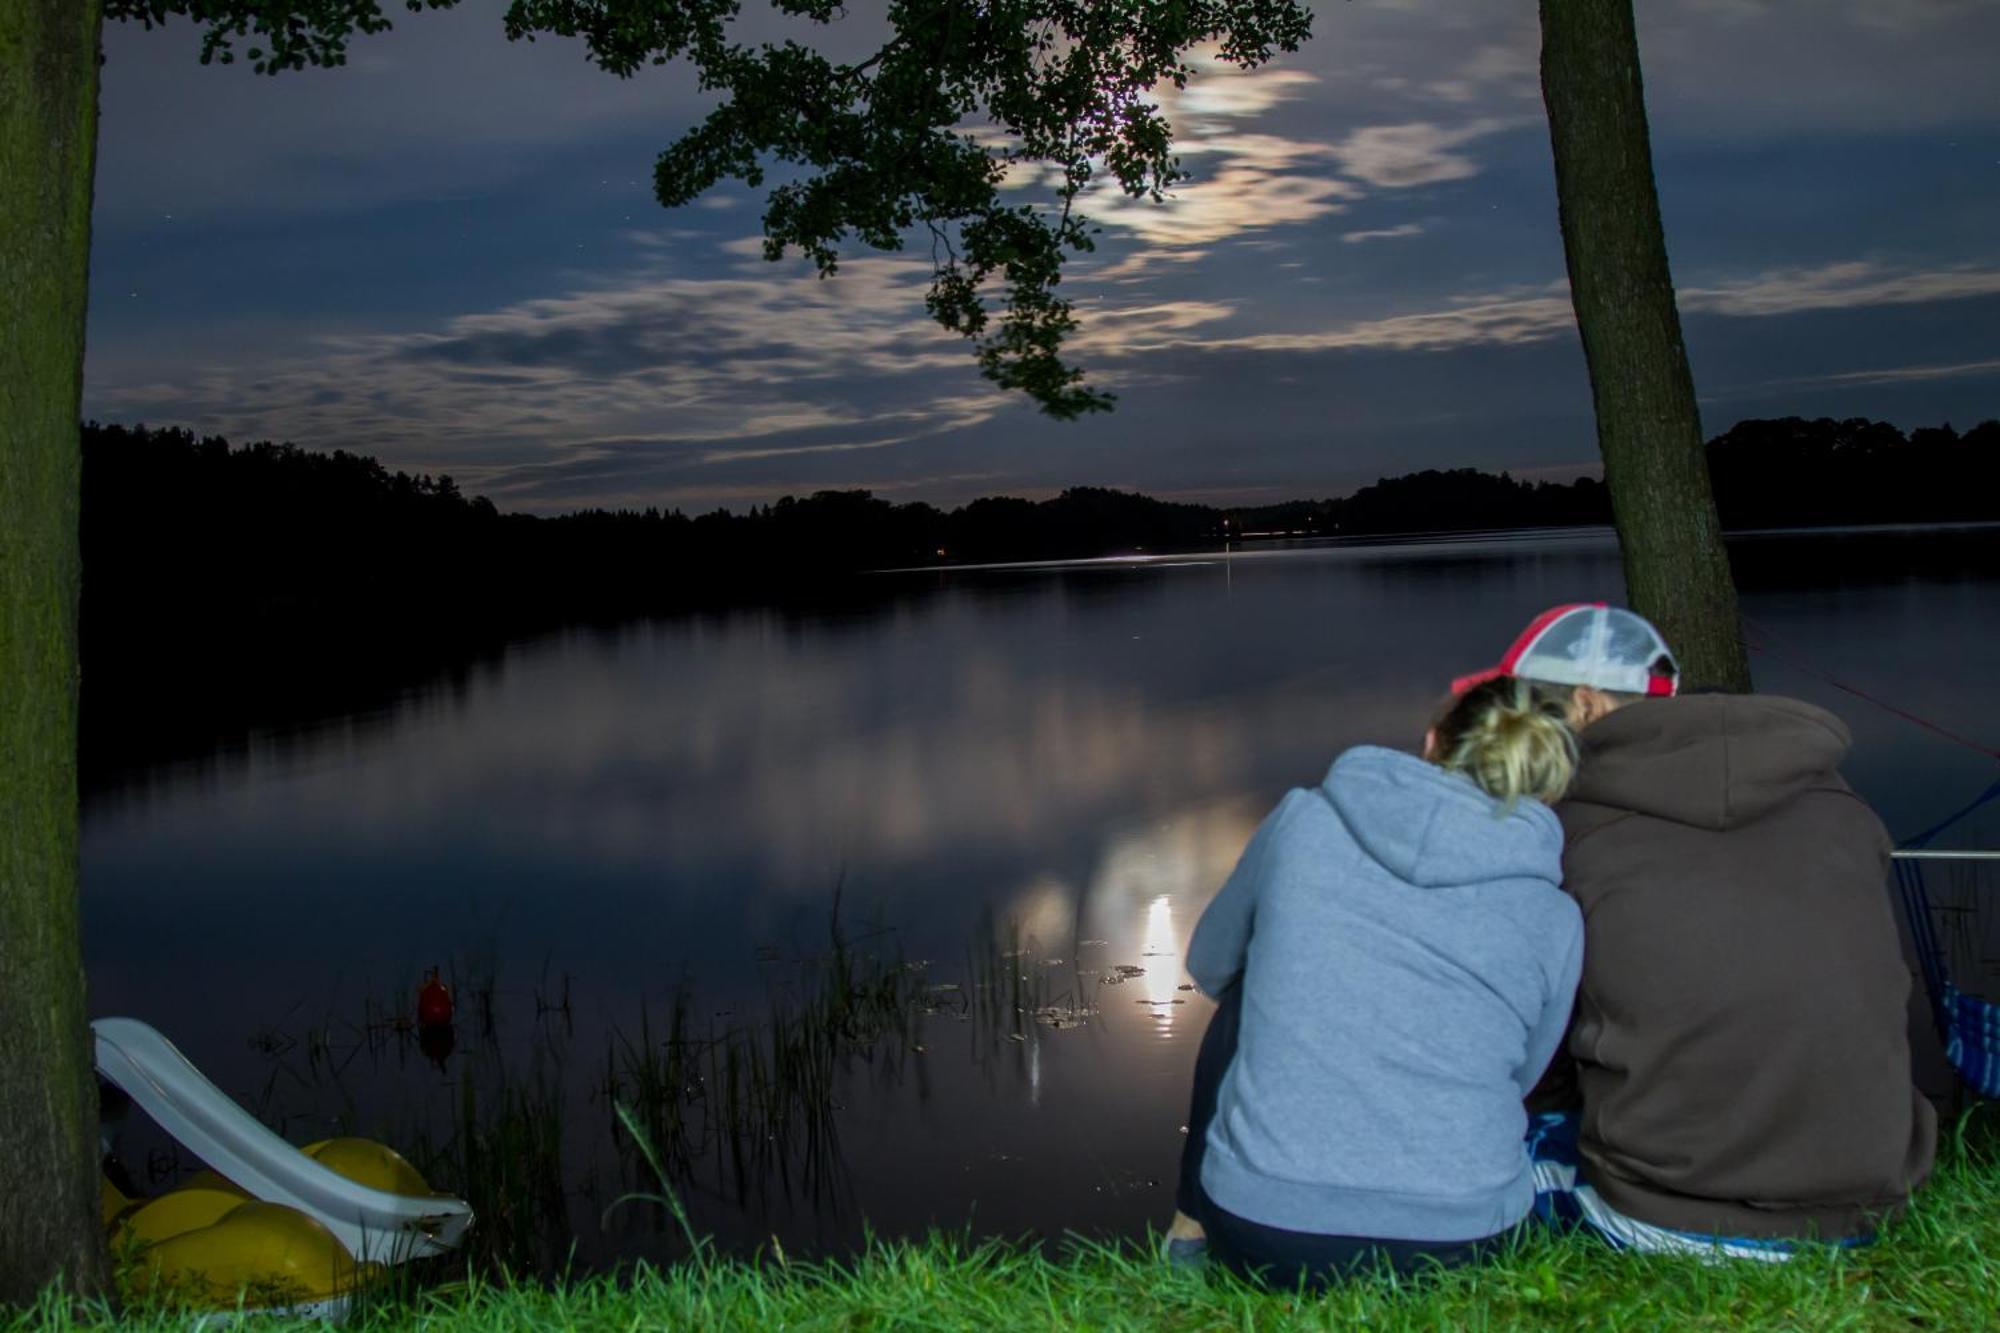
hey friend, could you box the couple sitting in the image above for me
[1167,604,1936,1285]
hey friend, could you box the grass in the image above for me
[19,1112,2000,1331]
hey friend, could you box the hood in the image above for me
[1567,694,1852,831]
[1322,745,1564,889]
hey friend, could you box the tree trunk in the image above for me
[0,0,110,1306]
[1538,0,1751,692]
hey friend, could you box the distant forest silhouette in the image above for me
[79,415,1997,793]
[85,413,2000,584]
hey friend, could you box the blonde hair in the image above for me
[1431,676,1579,809]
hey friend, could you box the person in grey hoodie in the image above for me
[1165,675,1587,1287]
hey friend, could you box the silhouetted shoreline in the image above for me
[78,416,1997,796]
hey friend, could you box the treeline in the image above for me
[81,415,2000,623]
[81,415,2000,600]
[1220,415,2000,537]
[75,415,1997,790]
[1707,417,2000,528]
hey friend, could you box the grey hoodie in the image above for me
[1188,746,1583,1242]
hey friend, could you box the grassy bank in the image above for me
[13,1115,1999,1332]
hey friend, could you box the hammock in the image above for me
[1893,776,2000,1099]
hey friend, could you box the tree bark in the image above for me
[0,0,111,1305]
[1539,0,1752,691]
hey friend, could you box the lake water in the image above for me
[80,527,2000,1270]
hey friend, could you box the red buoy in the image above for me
[417,966,454,1028]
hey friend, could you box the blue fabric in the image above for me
[1943,983,2000,1099]
[1895,838,2000,1099]
[1526,1111,1584,1230]
[1525,1110,1580,1165]
[1188,746,1583,1243]
[1525,1111,1873,1254]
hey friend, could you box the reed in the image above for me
[119,898,1124,1290]
[604,891,926,1215]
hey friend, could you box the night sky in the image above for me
[83,0,2000,515]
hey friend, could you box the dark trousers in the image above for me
[1176,982,1513,1288]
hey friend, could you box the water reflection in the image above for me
[1074,800,1260,1043]
[1141,896,1181,1033]
[1028,1023,1042,1108]
[1006,876,1078,953]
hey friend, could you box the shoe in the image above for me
[1165,1235,1209,1270]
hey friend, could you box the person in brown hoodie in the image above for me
[1459,604,1936,1256]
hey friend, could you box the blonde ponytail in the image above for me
[1431,677,1579,809]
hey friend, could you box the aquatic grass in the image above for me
[360,1037,579,1280]
[960,908,1096,1055]
[599,988,702,1181]
[206,896,1137,1280]
[602,1102,708,1266]
[19,1115,2000,1331]
[217,898,942,1273]
[602,894,931,1209]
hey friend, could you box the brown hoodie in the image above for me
[1553,693,1936,1240]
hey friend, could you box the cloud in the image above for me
[1073,64,1357,251]
[1340,222,1427,244]
[88,245,2000,516]
[1111,261,2000,359]
[1176,292,1577,355]
[86,242,1248,511]
[1069,302,1237,353]
[1079,247,1214,284]
[1326,119,1508,189]
[1057,50,1513,279]
[1173,63,1321,122]
[391,267,962,383]
[1680,262,2000,318]
[1802,357,2000,386]
[990,56,1350,251]
[90,251,977,491]
[1414,40,1540,105]
[1085,167,1357,248]
[1710,356,2000,399]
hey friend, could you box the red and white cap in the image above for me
[1451,603,1679,698]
